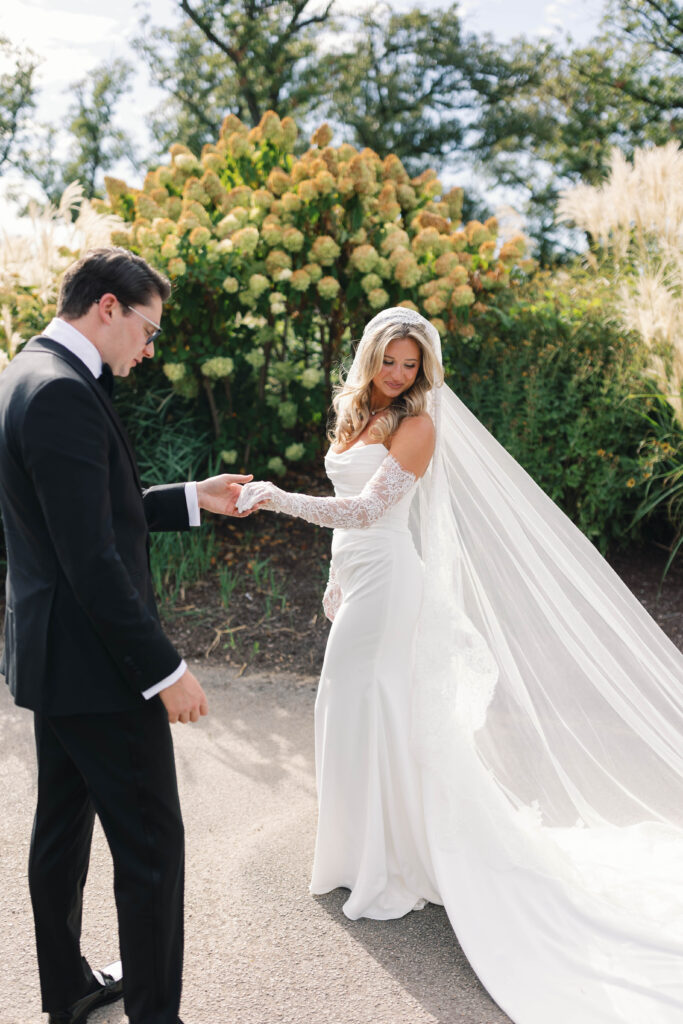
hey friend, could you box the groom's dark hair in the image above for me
[57,247,171,319]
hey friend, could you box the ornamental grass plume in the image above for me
[557,141,683,423]
[0,183,120,364]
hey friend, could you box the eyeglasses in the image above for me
[124,305,162,346]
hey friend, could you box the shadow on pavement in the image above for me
[314,890,512,1024]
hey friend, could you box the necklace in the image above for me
[370,403,392,416]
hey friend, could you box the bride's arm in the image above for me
[236,415,435,529]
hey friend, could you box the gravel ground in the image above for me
[1,543,680,1024]
[0,664,510,1024]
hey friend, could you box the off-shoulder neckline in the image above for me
[327,442,389,457]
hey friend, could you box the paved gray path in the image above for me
[0,661,511,1024]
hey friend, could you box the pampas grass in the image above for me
[0,182,121,361]
[557,141,683,423]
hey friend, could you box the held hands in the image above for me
[236,480,279,514]
[196,472,257,518]
[160,667,209,724]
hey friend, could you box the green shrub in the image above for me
[96,111,532,473]
[447,274,683,551]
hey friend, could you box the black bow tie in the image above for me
[98,364,114,397]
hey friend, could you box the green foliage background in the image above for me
[98,111,531,477]
[1,112,681,558]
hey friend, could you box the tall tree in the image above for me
[470,0,683,258]
[135,0,336,154]
[60,59,137,197]
[0,36,39,173]
[134,15,240,155]
[319,5,474,172]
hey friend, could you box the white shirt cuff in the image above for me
[185,482,200,526]
[142,659,187,700]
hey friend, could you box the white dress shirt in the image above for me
[42,317,198,698]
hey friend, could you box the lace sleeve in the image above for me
[236,453,417,529]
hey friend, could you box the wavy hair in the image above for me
[329,318,444,448]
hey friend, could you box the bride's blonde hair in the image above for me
[329,318,444,448]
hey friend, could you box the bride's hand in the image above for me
[197,473,258,517]
[236,480,280,513]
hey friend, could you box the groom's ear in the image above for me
[95,294,118,322]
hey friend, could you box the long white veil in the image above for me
[359,308,683,1023]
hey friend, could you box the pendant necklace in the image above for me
[370,403,392,417]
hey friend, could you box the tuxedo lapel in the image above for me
[21,337,142,490]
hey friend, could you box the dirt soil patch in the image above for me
[161,513,683,676]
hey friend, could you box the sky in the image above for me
[2,0,604,209]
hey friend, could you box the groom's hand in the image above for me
[160,668,209,724]
[196,473,258,518]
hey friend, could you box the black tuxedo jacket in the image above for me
[0,336,190,715]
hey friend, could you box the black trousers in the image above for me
[29,697,184,1024]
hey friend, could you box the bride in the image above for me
[238,307,683,1024]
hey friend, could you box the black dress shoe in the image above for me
[48,961,123,1024]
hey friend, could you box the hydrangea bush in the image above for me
[98,111,532,471]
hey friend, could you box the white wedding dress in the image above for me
[238,307,683,1024]
[309,443,442,919]
[308,443,683,1024]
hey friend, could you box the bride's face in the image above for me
[371,337,421,405]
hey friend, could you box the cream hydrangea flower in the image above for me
[201,357,234,380]
[281,192,302,214]
[161,235,180,259]
[311,123,333,147]
[301,367,321,389]
[394,257,421,288]
[269,292,287,314]
[361,273,382,294]
[248,273,270,297]
[227,131,250,158]
[315,170,335,195]
[311,235,340,266]
[221,450,238,465]
[285,443,305,461]
[368,287,389,309]
[381,228,410,255]
[244,348,266,369]
[267,168,291,196]
[290,269,311,292]
[262,221,283,247]
[152,217,176,238]
[282,227,305,252]
[278,401,298,428]
[167,258,187,277]
[189,226,211,247]
[317,276,340,300]
[163,363,186,382]
[423,294,447,316]
[265,249,292,276]
[452,284,476,307]
[222,276,239,293]
[232,226,259,255]
[298,180,318,203]
[174,153,201,174]
[268,456,286,477]
[303,262,323,282]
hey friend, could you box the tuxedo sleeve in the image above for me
[21,378,182,694]
[142,483,192,531]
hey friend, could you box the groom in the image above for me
[0,247,251,1024]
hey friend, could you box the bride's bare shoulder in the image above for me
[388,413,435,476]
[392,412,435,445]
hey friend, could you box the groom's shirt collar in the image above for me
[42,317,103,380]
